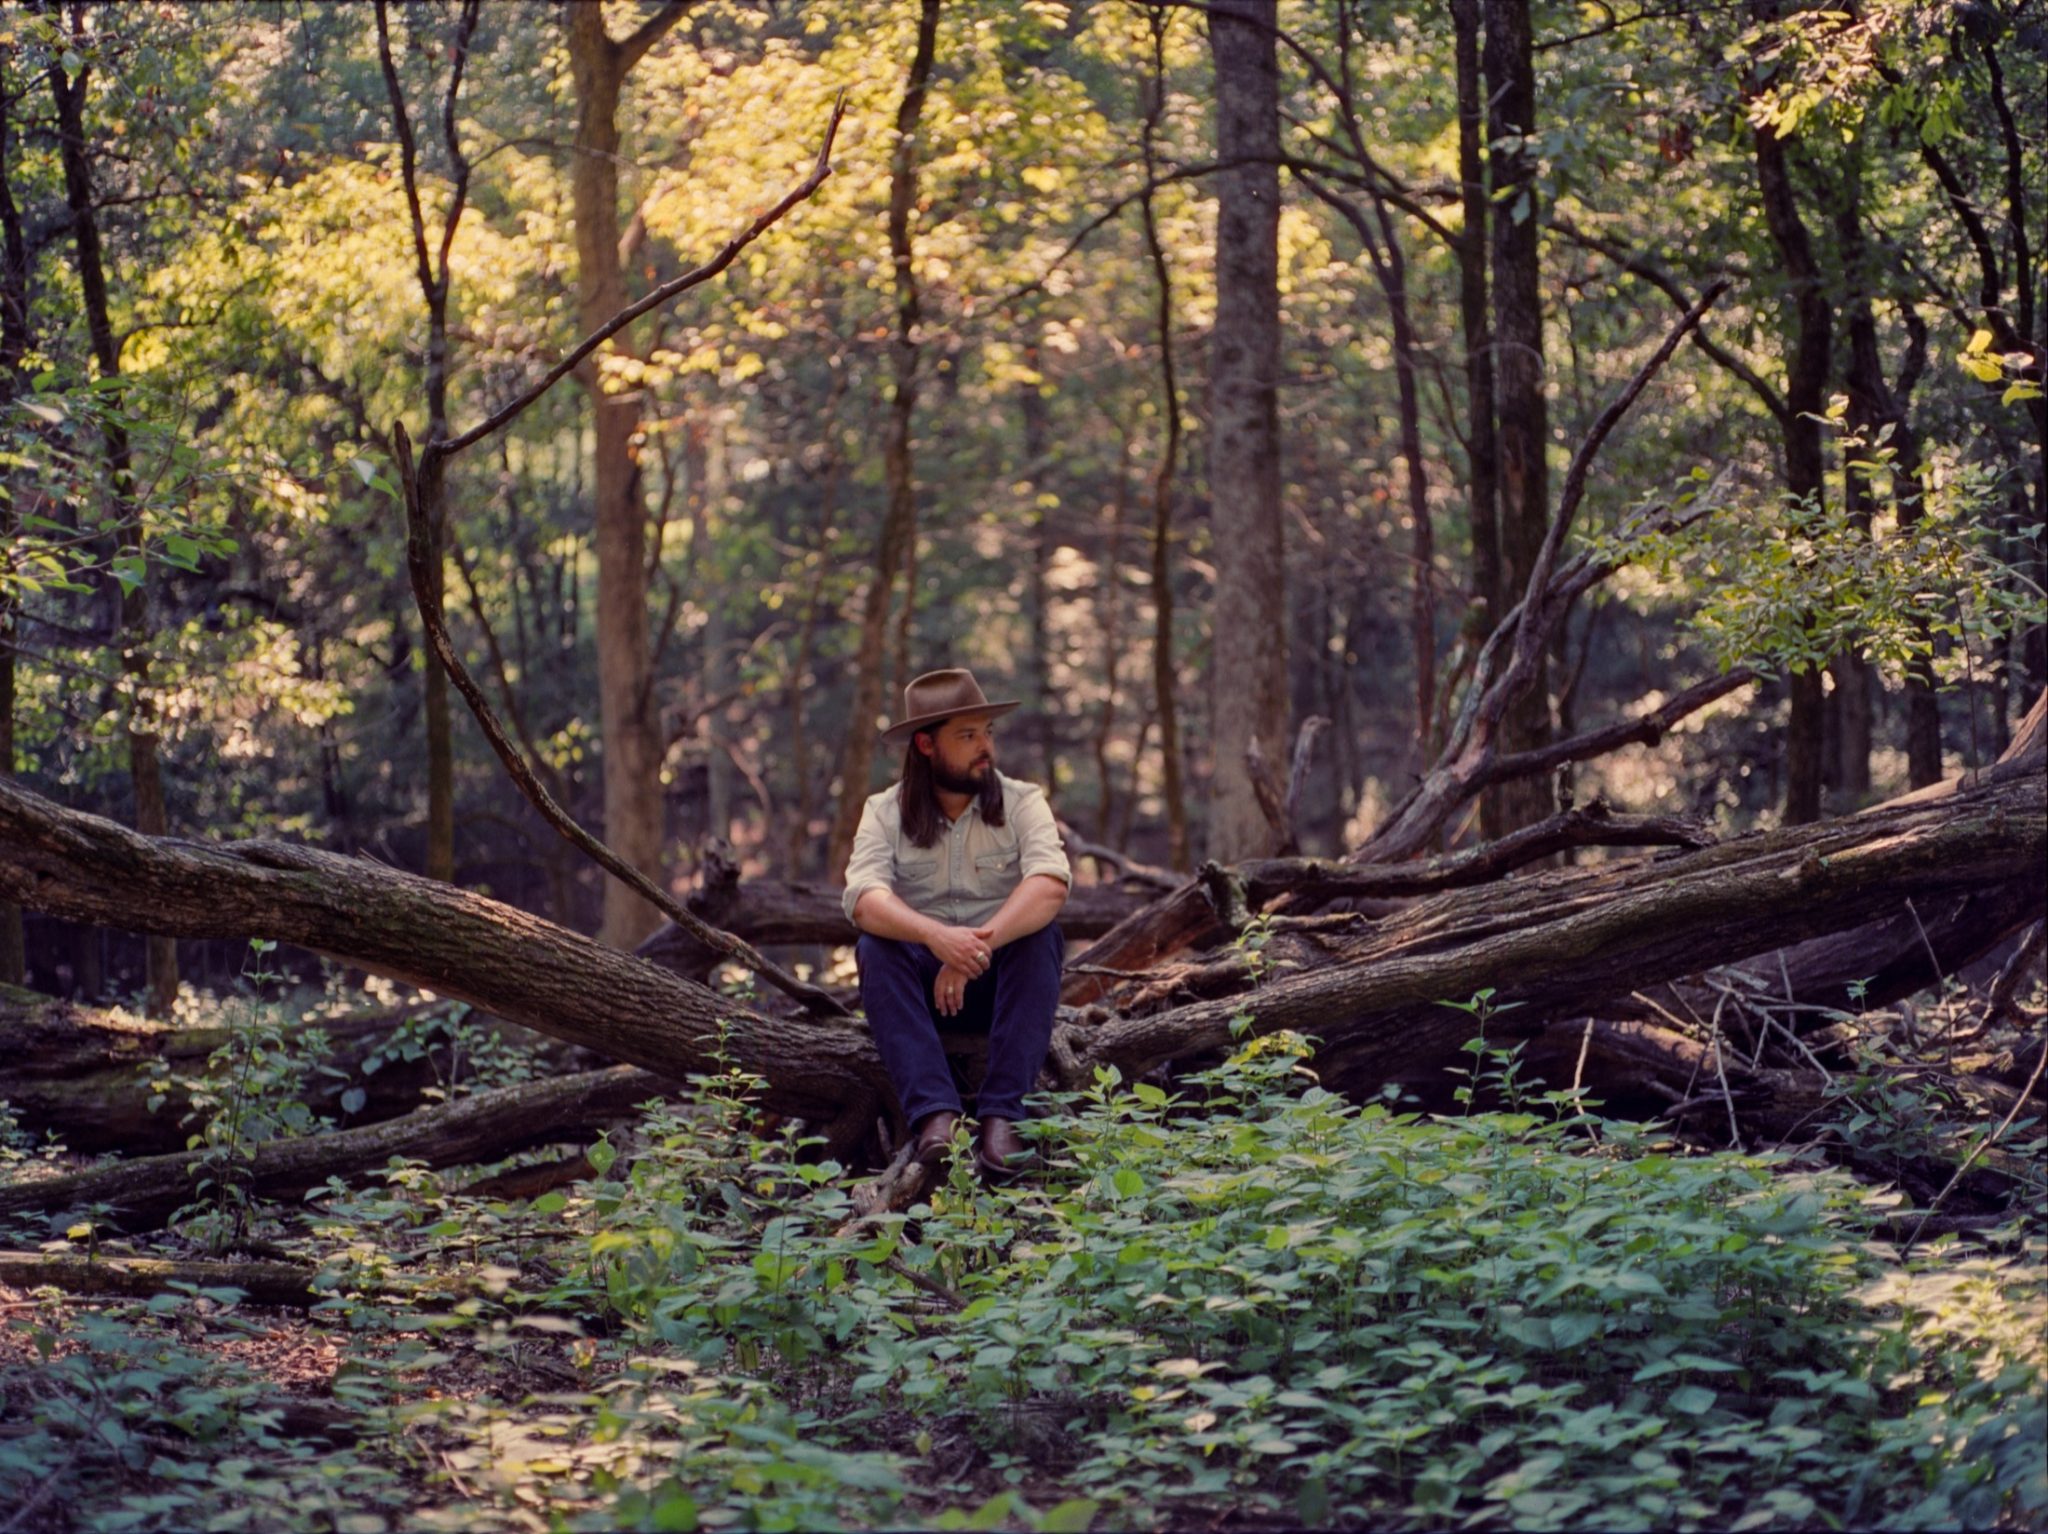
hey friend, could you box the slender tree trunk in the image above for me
[1362,198,1435,750]
[1094,428,1131,839]
[784,376,844,879]
[1140,11,1189,870]
[1480,0,1552,840]
[0,83,29,985]
[568,5,667,946]
[1451,0,1499,631]
[1206,0,1289,862]
[1021,343,1057,785]
[1751,63,1833,823]
[828,0,940,876]
[695,414,736,845]
[49,33,176,1011]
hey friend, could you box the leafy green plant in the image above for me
[359,1002,544,1106]
[144,940,341,1253]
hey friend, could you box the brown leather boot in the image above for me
[975,1117,1033,1184]
[912,1110,960,1169]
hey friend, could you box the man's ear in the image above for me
[913,730,935,760]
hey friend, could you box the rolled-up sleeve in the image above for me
[1012,785,1071,890]
[842,796,894,923]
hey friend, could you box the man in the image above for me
[843,668,1070,1181]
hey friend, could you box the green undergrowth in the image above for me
[3,1020,2043,1531]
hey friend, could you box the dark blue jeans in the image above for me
[855,923,1065,1128]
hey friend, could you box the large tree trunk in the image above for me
[1206,0,1289,862]
[828,0,941,877]
[568,4,675,947]
[0,1065,666,1232]
[1479,0,1552,841]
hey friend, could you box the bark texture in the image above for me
[1205,0,1289,862]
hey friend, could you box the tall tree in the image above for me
[0,64,28,985]
[1480,0,1552,839]
[565,0,691,947]
[1205,0,1288,861]
[1451,0,1499,633]
[1138,8,1188,869]
[828,0,941,877]
[1748,7,1832,825]
[376,0,480,889]
[48,7,176,1012]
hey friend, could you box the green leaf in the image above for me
[1668,1384,1717,1414]
[1039,1498,1098,1532]
[531,1191,568,1215]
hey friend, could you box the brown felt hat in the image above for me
[880,668,1021,746]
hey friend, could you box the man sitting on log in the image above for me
[844,669,1071,1181]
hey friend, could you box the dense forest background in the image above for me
[3,0,2040,1002]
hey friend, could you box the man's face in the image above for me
[917,715,997,793]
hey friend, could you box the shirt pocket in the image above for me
[971,843,1022,903]
[894,848,945,906]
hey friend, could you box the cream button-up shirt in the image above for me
[842,771,1071,928]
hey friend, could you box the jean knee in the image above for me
[856,933,916,982]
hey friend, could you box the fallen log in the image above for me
[0,1251,320,1308]
[1062,772,2043,1091]
[0,1065,667,1232]
[0,753,2038,1159]
[0,779,889,1121]
[0,987,581,1156]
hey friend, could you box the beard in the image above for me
[931,757,992,794]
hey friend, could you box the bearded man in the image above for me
[843,668,1071,1181]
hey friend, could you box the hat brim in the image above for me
[880,699,1021,746]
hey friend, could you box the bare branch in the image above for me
[616,0,694,72]
[1551,216,1786,422]
[437,92,847,460]
[1239,803,1716,906]
[1488,279,1728,734]
[1479,668,1760,792]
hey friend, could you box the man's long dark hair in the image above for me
[899,726,1005,848]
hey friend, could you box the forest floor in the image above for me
[1,975,2043,1533]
